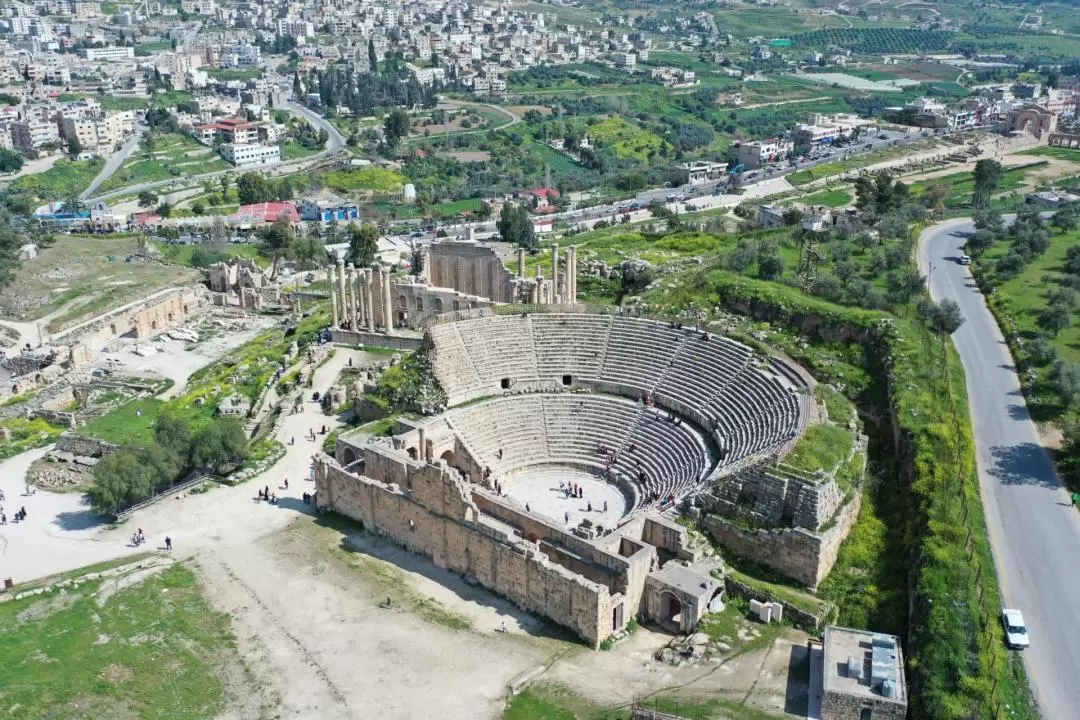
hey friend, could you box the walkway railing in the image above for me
[114,473,224,520]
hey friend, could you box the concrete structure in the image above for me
[737,138,793,169]
[673,160,727,185]
[820,627,907,720]
[220,142,280,167]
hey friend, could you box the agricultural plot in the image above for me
[587,116,671,162]
[796,72,917,92]
[5,158,104,202]
[322,166,406,194]
[791,28,954,53]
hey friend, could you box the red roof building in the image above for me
[229,202,300,226]
[194,118,259,145]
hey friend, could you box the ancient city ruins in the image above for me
[316,238,867,647]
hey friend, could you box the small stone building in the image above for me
[643,563,720,634]
[820,627,907,720]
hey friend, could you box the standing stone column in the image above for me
[328,262,339,328]
[364,269,376,333]
[356,267,366,329]
[345,264,356,330]
[336,257,347,330]
[569,246,578,303]
[417,427,427,462]
[382,267,393,333]
[528,279,539,304]
[518,247,526,277]
[551,243,560,305]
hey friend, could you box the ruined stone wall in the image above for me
[428,241,518,304]
[387,281,494,330]
[701,492,861,589]
[329,329,424,352]
[709,464,843,532]
[822,688,906,720]
[64,288,205,366]
[54,433,118,458]
[315,455,614,645]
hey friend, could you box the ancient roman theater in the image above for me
[315,305,864,647]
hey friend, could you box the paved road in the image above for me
[81,124,146,199]
[919,219,1080,720]
[88,105,346,203]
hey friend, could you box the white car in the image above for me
[1001,609,1030,649]
[959,255,972,265]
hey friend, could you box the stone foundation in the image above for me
[701,491,861,589]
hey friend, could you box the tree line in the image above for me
[87,414,250,515]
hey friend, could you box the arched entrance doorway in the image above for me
[660,592,683,632]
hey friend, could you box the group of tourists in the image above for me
[257,486,278,504]
[131,528,146,546]
[560,480,584,499]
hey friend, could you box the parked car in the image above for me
[959,255,972,265]
[630,202,641,211]
[1001,609,1030,649]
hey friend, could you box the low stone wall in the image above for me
[330,329,424,352]
[723,576,833,631]
[702,491,861,589]
[53,433,118,458]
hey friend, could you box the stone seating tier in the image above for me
[429,314,803,471]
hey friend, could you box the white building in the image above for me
[82,46,135,61]
[220,142,280,167]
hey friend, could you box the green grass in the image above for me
[911,161,1048,208]
[726,569,832,618]
[280,141,323,160]
[586,116,670,162]
[782,423,854,477]
[814,384,855,424]
[0,563,234,719]
[97,91,194,111]
[206,68,263,82]
[7,158,104,201]
[80,398,165,445]
[98,133,229,193]
[323,167,406,194]
[800,188,852,208]
[1019,145,1080,163]
[0,417,65,460]
[158,242,265,268]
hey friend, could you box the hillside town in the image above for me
[1,1,1080,720]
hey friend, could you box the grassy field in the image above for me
[799,187,853,207]
[323,166,406,194]
[981,227,1080,403]
[98,133,229,194]
[586,116,670,162]
[0,562,234,719]
[0,416,66,460]
[0,234,201,324]
[6,158,104,201]
[97,92,195,112]
[280,141,323,161]
[1019,145,1080,163]
[81,397,165,445]
[783,423,854,476]
[206,68,263,82]
[911,161,1048,208]
[157,242,265,268]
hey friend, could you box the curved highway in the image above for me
[919,218,1080,720]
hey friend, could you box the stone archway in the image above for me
[407,447,418,460]
[342,446,359,466]
[440,450,455,465]
[660,592,683,632]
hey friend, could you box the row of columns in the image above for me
[517,244,580,306]
[328,258,394,335]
